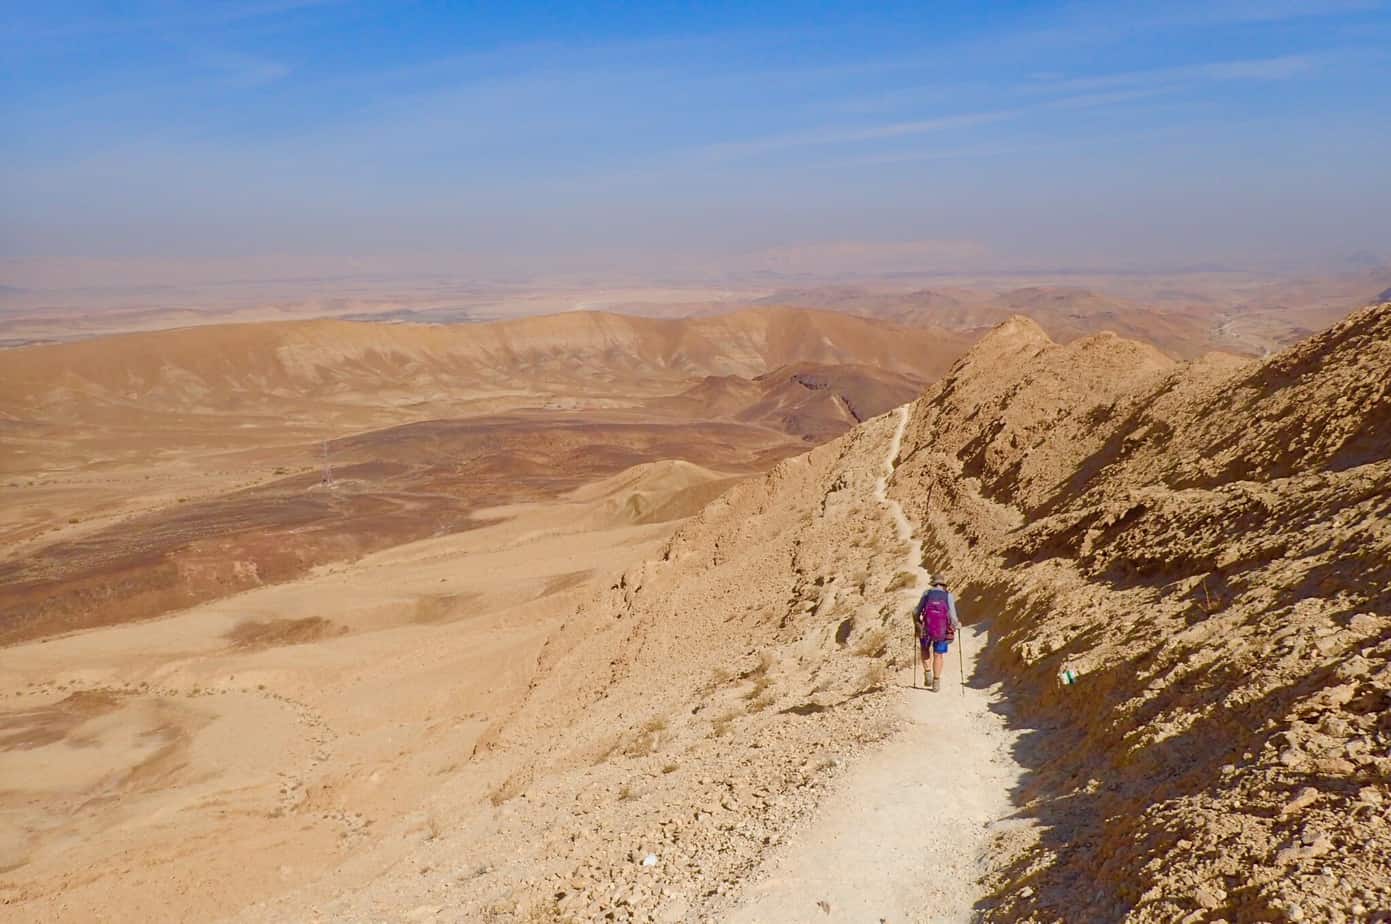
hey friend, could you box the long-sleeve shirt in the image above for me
[915,589,960,631]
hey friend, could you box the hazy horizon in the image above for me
[4,1,1390,292]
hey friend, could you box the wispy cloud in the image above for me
[1136,0,1384,28]
[699,84,1185,161]
[701,111,1014,160]
[1019,54,1315,94]
[193,49,291,88]
[0,0,343,43]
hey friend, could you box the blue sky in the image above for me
[3,0,1389,285]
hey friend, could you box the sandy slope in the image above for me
[728,407,1023,923]
[0,476,689,922]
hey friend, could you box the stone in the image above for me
[1280,787,1319,816]
[1194,884,1226,909]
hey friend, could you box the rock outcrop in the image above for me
[891,302,1391,922]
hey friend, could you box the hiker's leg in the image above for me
[932,650,944,679]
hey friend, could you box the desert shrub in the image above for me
[488,774,527,806]
[661,763,679,774]
[749,650,776,677]
[521,900,573,923]
[853,627,890,658]
[618,783,636,801]
[710,709,740,738]
[743,674,772,702]
[747,689,777,713]
[623,717,668,757]
[592,735,623,766]
[860,659,889,692]
[887,571,917,592]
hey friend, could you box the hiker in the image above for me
[914,578,960,692]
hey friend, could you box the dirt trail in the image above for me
[727,406,1025,923]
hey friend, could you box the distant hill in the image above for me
[652,361,927,442]
[0,306,971,426]
[760,284,1227,359]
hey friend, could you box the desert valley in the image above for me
[5,3,1391,922]
[1,270,1389,922]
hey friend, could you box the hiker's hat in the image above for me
[931,577,948,587]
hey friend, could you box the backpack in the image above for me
[919,589,954,642]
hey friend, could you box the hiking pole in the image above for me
[910,623,918,689]
[958,629,966,696]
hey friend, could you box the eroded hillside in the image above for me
[0,307,957,647]
[890,303,1391,922]
[4,303,1385,924]
[221,411,925,923]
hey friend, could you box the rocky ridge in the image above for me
[890,303,1391,922]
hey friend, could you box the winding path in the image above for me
[728,405,1024,924]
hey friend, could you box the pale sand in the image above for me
[0,469,686,922]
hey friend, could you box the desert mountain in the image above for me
[0,307,965,425]
[0,306,965,647]
[651,361,927,443]
[1,302,1384,923]
[759,284,1226,359]
[239,299,1381,922]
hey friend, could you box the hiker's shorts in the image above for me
[920,637,951,654]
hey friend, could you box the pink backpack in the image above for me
[919,589,954,642]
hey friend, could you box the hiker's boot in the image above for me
[932,675,941,693]
[924,668,933,689]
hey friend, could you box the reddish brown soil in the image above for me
[0,414,807,646]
